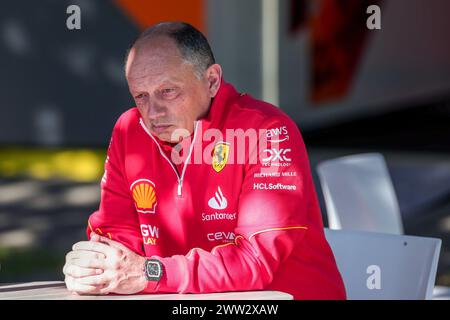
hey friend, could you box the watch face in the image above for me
[145,259,163,281]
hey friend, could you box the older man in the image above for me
[63,22,346,300]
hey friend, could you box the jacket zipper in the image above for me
[140,118,199,197]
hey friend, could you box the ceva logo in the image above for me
[207,231,235,242]
[208,186,228,210]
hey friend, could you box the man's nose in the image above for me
[145,100,166,120]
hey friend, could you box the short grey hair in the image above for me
[125,21,216,78]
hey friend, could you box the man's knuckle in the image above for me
[89,259,98,267]
[110,250,119,259]
[86,287,98,294]
[65,277,74,290]
[110,280,119,289]
[66,265,74,275]
[73,267,81,277]
[65,251,74,261]
[112,260,121,270]
[67,265,74,275]
[81,259,90,268]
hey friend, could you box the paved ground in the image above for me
[0,148,449,287]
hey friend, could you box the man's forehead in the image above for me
[127,73,186,92]
[125,40,188,80]
[126,62,197,93]
[130,37,181,63]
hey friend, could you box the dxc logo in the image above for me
[262,149,292,162]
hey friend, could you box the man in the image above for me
[63,22,346,299]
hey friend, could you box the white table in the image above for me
[0,281,293,300]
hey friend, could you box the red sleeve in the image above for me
[144,115,311,293]
[86,115,144,255]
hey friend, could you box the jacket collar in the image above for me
[199,79,239,132]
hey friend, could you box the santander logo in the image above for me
[208,186,228,210]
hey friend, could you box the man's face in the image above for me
[125,37,213,143]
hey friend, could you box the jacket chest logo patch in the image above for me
[130,179,157,214]
[208,186,228,210]
[212,142,230,173]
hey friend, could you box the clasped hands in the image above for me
[63,232,147,295]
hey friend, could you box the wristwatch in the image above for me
[144,258,163,281]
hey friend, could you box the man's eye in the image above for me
[161,88,177,97]
[135,94,144,99]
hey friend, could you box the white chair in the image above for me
[317,153,449,299]
[317,153,403,234]
[324,229,441,300]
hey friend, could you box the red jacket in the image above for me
[87,81,346,299]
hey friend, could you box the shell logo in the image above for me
[130,179,157,214]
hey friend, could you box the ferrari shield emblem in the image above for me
[212,142,230,173]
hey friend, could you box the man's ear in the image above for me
[206,64,222,98]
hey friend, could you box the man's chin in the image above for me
[153,131,173,143]
[150,125,192,143]
[152,131,181,144]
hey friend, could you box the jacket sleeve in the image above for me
[143,115,313,293]
[86,115,144,256]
